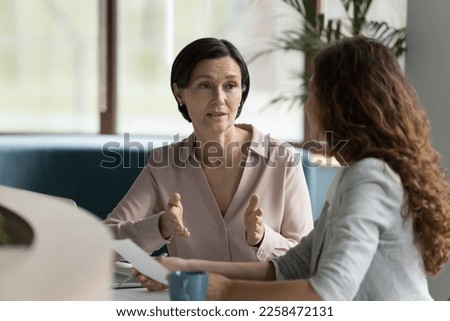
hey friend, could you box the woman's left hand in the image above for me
[244,194,265,246]
[207,272,232,300]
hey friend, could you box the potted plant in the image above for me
[253,0,407,106]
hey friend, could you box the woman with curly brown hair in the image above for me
[136,36,450,300]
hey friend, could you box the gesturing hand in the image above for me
[244,194,265,246]
[159,193,190,239]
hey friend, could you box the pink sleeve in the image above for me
[103,165,170,255]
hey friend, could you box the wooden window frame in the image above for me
[98,0,117,134]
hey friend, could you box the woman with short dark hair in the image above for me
[104,38,313,263]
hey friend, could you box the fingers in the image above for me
[137,273,168,292]
[160,193,190,238]
[168,193,182,208]
[247,208,263,223]
[246,215,265,246]
[144,280,168,292]
[245,194,260,216]
[168,214,184,231]
[244,195,265,246]
[175,225,190,237]
[244,194,263,229]
[245,209,264,235]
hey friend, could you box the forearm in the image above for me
[186,259,275,281]
[223,279,323,301]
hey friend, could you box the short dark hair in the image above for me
[170,38,250,122]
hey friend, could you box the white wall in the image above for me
[406,0,450,170]
[406,0,450,301]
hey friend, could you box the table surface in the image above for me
[113,287,170,301]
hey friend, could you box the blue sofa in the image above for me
[0,134,165,220]
[0,134,338,221]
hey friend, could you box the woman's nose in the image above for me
[211,87,225,104]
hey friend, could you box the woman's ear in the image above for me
[172,83,184,105]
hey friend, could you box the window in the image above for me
[0,0,98,133]
[0,0,407,143]
[0,0,304,142]
[117,0,304,142]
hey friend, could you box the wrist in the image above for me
[251,234,264,247]
[246,231,265,247]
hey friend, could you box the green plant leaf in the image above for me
[255,0,407,107]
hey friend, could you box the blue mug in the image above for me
[168,271,208,301]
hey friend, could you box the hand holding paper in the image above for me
[111,239,170,285]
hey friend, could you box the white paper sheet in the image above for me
[111,239,169,285]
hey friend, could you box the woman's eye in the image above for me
[198,83,210,89]
[226,83,237,89]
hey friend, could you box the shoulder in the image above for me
[336,157,403,200]
[328,158,405,230]
[343,158,401,184]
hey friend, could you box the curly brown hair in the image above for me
[312,36,450,275]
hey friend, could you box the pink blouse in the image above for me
[104,124,313,262]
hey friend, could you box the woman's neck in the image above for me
[193,125,251,165]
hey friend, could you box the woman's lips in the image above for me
[207,112,227,117]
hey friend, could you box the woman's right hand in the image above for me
[135,270,168,292]
[159,193,190,239]
[133,257,190,292]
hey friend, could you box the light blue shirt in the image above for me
[272,158,432,300]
